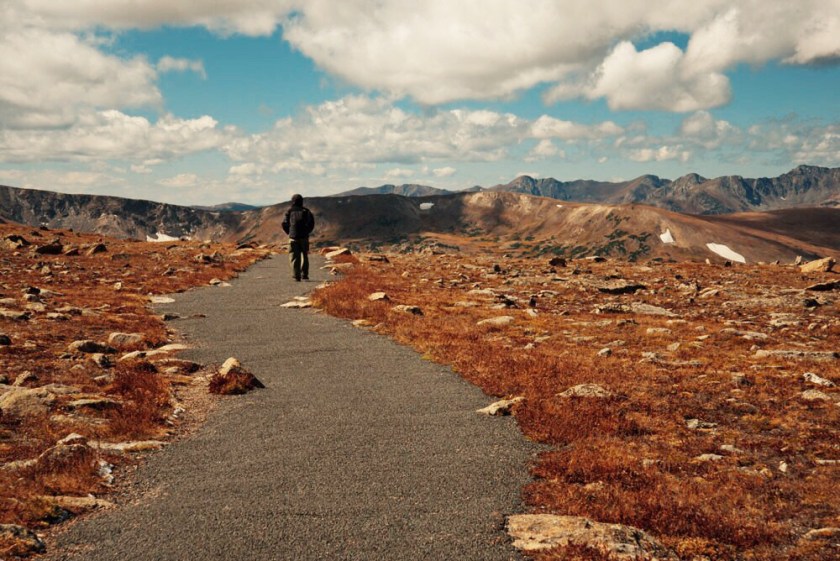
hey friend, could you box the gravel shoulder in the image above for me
[49,255,539,561]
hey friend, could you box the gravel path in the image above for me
[50,255,539,560]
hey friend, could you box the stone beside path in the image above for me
[49,255,539,561]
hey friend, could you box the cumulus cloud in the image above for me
[0,111,230,163]
[433,166,457,178]
[222,95,622,171]
[0,27,160,129]
[158,56,207,79]
[158,173,199,188]
[384,168,414,180]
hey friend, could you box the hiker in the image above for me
[281,194,315,281]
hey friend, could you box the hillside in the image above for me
[1,185,838,265]
[333,183,455,197]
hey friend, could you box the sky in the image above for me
[0,1,838,206]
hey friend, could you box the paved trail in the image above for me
[52,255,538,560]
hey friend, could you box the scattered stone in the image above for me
[280,299,313,309]
[557,384,614,399]
[686,418,718,430]
[85,243,108,256]
[0,524,46,556]
[477,316,514,327]
[0,387,57,417]
[720,444,745,454]
[46,312,70,321]
[34,241,64,255]
[805,280,840,292]
[731,373,753,386]
[66,397,122,410]
[40,495,114,512]
[391,304,423,316]
[629,302,677,317]
[367,254,390,263]
[0,309,30,321]
[548,257,566,267]
[594,280,646,294]
[506,514,677,559]
[694,453,724,462]
[646,327,672,335]
[324,247,352,259]
[803,372,835,387]
[107,332,145,348]
[0,334,10,345]
[597,347,612,357]
[149,295,176,304]
[754,349,838,361]
[89,440,166,453]
[67,340,115,354]
[801,389,833,402]
[12,371,37,386]
[209,357,265,395]
[721,328,769,340]
[477,396,523,416]
[801,527,840,542]
[799,256,835,273]
[208,278,223,286]
[368,292,390,302]
[351,319,374,328]
[584,255,607,262]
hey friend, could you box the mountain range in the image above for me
[338,165,840,215]
[1,165,838,264]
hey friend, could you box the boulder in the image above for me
[324,247,352,259]
[0,333,10,345]
[107,332,145,348]
[548,257,566,267]
[801,390,832,402]
[68,340,115,354]
[506,514,677,560]
[754,349,838,361]
[368,292,390,302]
[799,257,835,273]
[209,357,265,395]
[85,243,108,256]
[594,280,646,294]
[476,396,524,416]
[391,304,423,316]
[803,372,835,387]
[34,241,64,255]
[0,387,57,417]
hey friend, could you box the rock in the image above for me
[0,309,30,320]
[721,328,769,340]
[594,280,646,294]
[149,295,176,304]
[720,444,744,454]
[107,332,145,348]
[694,453,724,462]
[0,333,10,345]
[324,247,351,259]
[801,527,840,542]
[3,234,30,249]
[89,440,166,453]
[585,255,607,262]
[0,387,57,417]
[801,390,832,402]
[686,418,718,430]
[803,372,835,387]
[754,349,838,361]
[34,241,64,255]
[153,358,201,374]
[209,357,265,395]
[351,319,374,328]
[156,343,191,353]
[0,524,46,556]
[476,396,524,416]
[46,312,70,320]
[629,302,677,317]
[68,340,115,354]
[506,514,677,559]
[548,257,566,267]
[645,327,672,335]
[66,397,122,410]
[558,384,614,399]
[208,278,223,286]
[367,254,390,263]
[39,495,114,512]
[57,433,88,446]
[477,316,514,327]
[805,280,840,292]
[597,347,612,357]
[12,371,37,386]
[85,243,108,256]
[368,292,390,301]
[799,257,835,273]
[88,353,114,368]
[391,304,423,316]
[280,299,312,309]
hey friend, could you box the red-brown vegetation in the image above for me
[0,223,271,551]
[312,240,839,561]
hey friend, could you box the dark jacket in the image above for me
[282,204,315,240]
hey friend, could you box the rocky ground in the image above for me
[312,240,839,561]
[0,224,272,557]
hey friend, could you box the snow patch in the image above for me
[706,243,746,263]
[147,233,180,243]
[659,229,675,244]
[419,202,434,210]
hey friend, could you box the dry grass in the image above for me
[312,240,839,561]
[0,224,271,541]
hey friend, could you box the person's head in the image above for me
[291,193,303,207]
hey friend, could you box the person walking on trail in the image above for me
[281,194,315,281]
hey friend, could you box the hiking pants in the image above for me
[289,238,309,280]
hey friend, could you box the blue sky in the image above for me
[0,1,838,205]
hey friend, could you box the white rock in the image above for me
[477,397,523,416]
[477,316,514,327]
[803,372,835,387]
[557,384,614,399]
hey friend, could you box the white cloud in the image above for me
[531,116,623,140]
[158,56,207,79]
[433,166,457,178]
[0,27,160,129]
[0,111,230,163]
[526,139,565,161]
[384,168,414,180]
[158,173,199,188]
[628,145,692,163]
